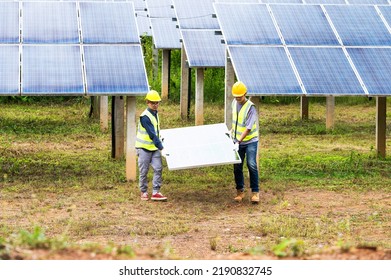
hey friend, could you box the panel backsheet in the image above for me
[160,123,241,171]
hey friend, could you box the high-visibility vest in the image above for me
[135,109,160,151]
[232,99,258,142]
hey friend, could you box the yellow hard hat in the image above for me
[232,81,247,97]
[145,90,161,102]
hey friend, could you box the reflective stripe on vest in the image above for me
[232,99,258,142]
[135,109,160,151]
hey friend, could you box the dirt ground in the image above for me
[2,189,390,260]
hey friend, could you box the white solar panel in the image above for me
[161,123,241,170]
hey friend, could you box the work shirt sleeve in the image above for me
[245,106,257,130]
[140,115,164,150]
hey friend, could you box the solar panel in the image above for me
[146,0,176,18]
[173,0,220,29]
[271,4,339,46]
[150,18,181,49]
[261,0,303,3]
[214,3,281,45]
[129,0,147,11]
[181,30,225,67]
[160,123,241,170]
[289,47,364,95]
[348,0,389,4]
[348,47,391,95]
[215,0,260,3]
[22,45,84,95]
[135,11,152,36]
[0,45,19,95]
[0,2,19,43]
[22,2,79,44]
[304,0,346,4]
[84,45,149,94]
[79,2,140,44]
[325,5,391,46]
[378,6,391,28]
[229,46,302,94]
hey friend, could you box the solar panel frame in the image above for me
[79,2,140,44]
[347,47,391,95]
[0,2,19,44]
[173,0,220,29]
[325,5,391,46]
[229,45,303,95]
[83,45,149,95]
[181,30,225,67]
[271,4,340,46]
[160,123,241,171]
[22,45,85,95]
[0,45,20,95]
[22,2,80,44]
[289,46,365,95]
[214,3,282,45]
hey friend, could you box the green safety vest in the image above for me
[135,109,160,151]
[232,99,258,142]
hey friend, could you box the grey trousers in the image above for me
[137,148,162,193]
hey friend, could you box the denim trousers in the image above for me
[234,141,259,192]
[137,149,162,193]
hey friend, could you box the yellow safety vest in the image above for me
[135,109,160,151]
[232,99,258,142]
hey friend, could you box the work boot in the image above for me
[251,192,260,204]
[234,190,245,202]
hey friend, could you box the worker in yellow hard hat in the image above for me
[231,81,260,204]
[135,90,167,201]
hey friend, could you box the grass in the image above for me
[0,97,390,259]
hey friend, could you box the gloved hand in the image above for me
[233,142,239,152]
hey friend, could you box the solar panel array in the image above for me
[172,0,225,67]
[215,3,391,96]
[145,0,181,49]
[0,1,149,96]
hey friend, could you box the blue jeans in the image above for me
[234,141,259,192]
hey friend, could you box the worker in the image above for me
[231,81,260,204]
[135,90,167,201]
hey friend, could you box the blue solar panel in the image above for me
[304,0,346,4]
[229,46,302,94]
[289,47,364,95]
[173,0,220,29]
[214,3,281,45]
[146,0,176,18]
[22,45,84,94]
[84,45,149,94]
[150,18,181,49]
[378,6,391,28]
[181,30,225,67]
[0,46,20,95]
[348,48,391,95]
[135,11,152,36]
[79,2,140,44]
[22,2,79,44]
[216,0,260,3]
[271,4,339,46]
[325,5,391,46]
[348,0,389,4]
[262,0,303,3]
[0,2,19,43]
